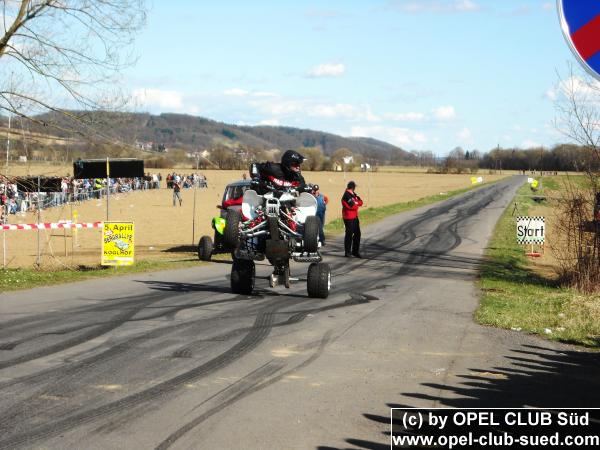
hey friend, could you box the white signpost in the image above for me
[516,216,545,257]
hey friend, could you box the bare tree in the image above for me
[553,65,600,292]
[0,0,146,136]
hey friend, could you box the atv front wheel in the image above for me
[231,259,255,295]
[197,235,213,261]
[307,262,331,298]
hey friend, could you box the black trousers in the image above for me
[343,218,361,255]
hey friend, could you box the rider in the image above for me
[254,149,306,195]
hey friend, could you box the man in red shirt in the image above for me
[341,181,363,258]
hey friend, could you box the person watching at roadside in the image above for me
[342,180,363,258]
[312,185,328,246]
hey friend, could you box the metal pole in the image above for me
[192,182,197,245]
[2,205,6,269]
[36,176,41,267]
[368,167,371,206]
[5,114,10,173]
[106,157,110,221]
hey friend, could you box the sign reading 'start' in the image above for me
[102,222,135,266]
[516,216,545,244]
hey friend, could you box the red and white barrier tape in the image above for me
[1,221,102,231]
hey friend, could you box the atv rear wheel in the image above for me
[223,210,242,248]
[197,235,213,261]
[303,216,320,253]
[231,259,255,295]
[307,262,331,298]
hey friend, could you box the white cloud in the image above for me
[522,139,542,148]
[132,88,183,109]
[386,112,426,121]
[224,88,249,97]
[455,0,479,12]
[544,88,557,101]
[457,127,473,143]
[253,91,277,98]
[307,62,346,78]
[392,0,480,13]
[308,103,379,121]
[351,125,427,147]
[433,105,456,120]
[252,97,379,121]
[224,88,277,98]
[258,119,280,126]
[542,3,553,11]
[559,76,600,99]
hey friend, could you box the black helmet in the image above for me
[347,181,356,190]
[281,150,305,173]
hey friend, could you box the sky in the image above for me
[123,0,581,155]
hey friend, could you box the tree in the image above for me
[300,146,325,171]
[0,1,146,135]
[331,147,355,171]
[448,146,465,160]
[553,64,600,292]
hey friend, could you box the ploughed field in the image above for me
[2,165,507,268]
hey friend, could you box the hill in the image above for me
[0,111,415,164]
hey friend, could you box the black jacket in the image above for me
[254,162,305,195]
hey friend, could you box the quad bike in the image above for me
[197,217,227,261]
[197,180,252,261]
[223,180,331,298]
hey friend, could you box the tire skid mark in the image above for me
[0,286,255,372]
[0,296,279,430]
[0,296,164,371]
[156,331,333,450]
[0,302,282,449]
[0,178,519,449]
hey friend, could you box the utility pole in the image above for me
[5,114,10,172]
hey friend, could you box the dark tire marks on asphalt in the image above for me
[0,179,517,449]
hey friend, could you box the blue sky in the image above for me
[124,0,578,155]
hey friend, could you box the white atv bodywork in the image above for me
[241,190,316,222]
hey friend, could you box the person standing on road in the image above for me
[172,179,182,206]
[313,184,328,246]
[342,181,363,258]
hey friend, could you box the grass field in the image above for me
[476,178,600,348]
[1,164,508,269]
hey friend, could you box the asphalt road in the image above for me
[1,175,599,450]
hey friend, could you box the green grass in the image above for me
[0,258,202,292]
[476,181,600,348]
[325,185,477,234]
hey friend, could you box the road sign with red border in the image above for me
[558,1,600,80]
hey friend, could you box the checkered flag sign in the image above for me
[516,216,545,244]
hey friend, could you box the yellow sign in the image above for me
[102,222,134,266]
[531,179,539,189]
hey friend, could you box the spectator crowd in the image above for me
[0,173,168,222]
[166,172,208,189]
